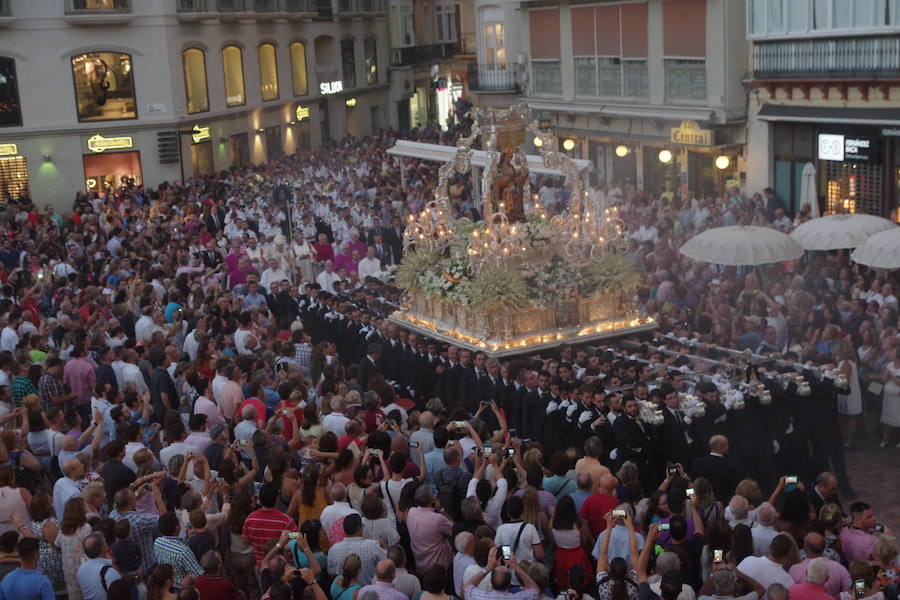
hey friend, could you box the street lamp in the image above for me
[658,149,673,164]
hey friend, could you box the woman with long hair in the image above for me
[57,497,90,600]
[287,465,330,529]
[225,494,259,600]
[552,495,593,589]
[691,477,722,531]
[730,524,754,565]
[0,465,31,534]
[146,564,176,600]
[299,403,324,441]
[835,339,863,447]
[347,463,373,511]
[596,510,640,600]
[329,553,362,600]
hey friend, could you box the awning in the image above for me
[525,99,715,123]
[757,104,900,126]
[387,139,593,175]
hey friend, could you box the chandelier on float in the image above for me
[389,102,655,357]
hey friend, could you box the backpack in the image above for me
[438,468,464,520]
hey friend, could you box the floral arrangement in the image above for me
[399,214,640,313]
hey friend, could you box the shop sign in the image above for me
[0,143,17,156]
[320,81,343,95]
[87,134,133,153]
[818,133,882,162]
[882,127,900,137]
[670,121,713,146]
[295,105,310,121]
[191,125,209,144]
[191,125,210,144]
[345,97,357,108]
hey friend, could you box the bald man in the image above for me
[579,472,620,537]
[53,458,86,520]
[788,533,851,597]
[319,483,359,535]
[464,546,539,596]
[691,434,737,503]
[358,559,406,600]
[575,436,612,492]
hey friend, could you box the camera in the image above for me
[288,532,299,539]
[408,441,419,448]
[667,467,678,476]
[658,523,670,531]
[713,549,724,563]
[686,488,695,499]
[785,475,798,484]
[612,509,626,518]
[854,580,866,598]
[506,448,515,459]
[144,483,152,492]
[500,545,512,561]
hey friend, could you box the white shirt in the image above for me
[52,477,82,520]
[467,477,508,529]
[751,522,780,557]
[320,501,359,536]
[737,555,795,596]
[0,327,18,352]
[316,270,341,294]
[212,374,229,404]
[134,315,154,345]
[183,331,201,362]
[322,412,350,437]
[120,363,149,395]
[159,441,200,469]
[234,328,256,355]
[233,420,258,441]
[260,267,289,292]
[357,257,384,280]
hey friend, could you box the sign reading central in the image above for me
[88,134,133,153]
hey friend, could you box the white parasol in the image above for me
[850,228,900,269]
[790,213,896,251]
[679,225,804,266]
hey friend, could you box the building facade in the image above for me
[386,0,475,131]
[0,0,391,206]
[744,0,900,218]
[469,0,747,198]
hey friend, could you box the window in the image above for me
[290,42,308,96]
[665,59,707,101]
[341,39,356,89]
[749,0,897,35]
[258,43,279,101]
[222,46,245,107]
[480,6,505,71]
[0,57,22,127]
[391,4,415,47]
[364,38,378,84]
[71,52,136,122]
[70,0,129,10]
[436,4,457,43]
[182,48,209,114]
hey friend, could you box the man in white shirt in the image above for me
[120,350,149,395]
[321,395,350,437]
[158,423,201,468]
[316,260,342,294]
[182,317,206,363]
[133,308,155,346]
[53,458,86,520]
[259,257,289,292]
[751,503,781,557]
[357,246,385,281]
[0,313,20,353]
[233,405,259,441]
[320,483,359,534]
[737,534,796,596]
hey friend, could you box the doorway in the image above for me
[231,133,250,166]
[83,151,142,193]
[191,141,214,176]
[319,99,331,143]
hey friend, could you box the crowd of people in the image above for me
[0,122,894,600]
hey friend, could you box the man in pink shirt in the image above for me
[789,558,834,600]
[63,345,96,424]
[217,363,244,423]
[788,533,850,597]
[839,502,879,561]
[406,484,453,572]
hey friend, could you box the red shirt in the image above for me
[194,575,238,600]
[579,493,620,537]
[236,397,267,428]
[275,400,304,440]
[242,508,297,565]
[194,575,239,600]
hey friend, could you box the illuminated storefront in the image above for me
[82,133,142,191]
[0,143,28,200]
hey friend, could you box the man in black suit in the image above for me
[440,345,464,413]
[385,215,405,265]
[460,350,487,413]
[366,217,390,245]
[358,342,383,392]
[204,207,225,234]
[658,383,695,468]
[691,435,737,504]
[808,471,841,515]
[522,370,552,442]
[613,396,655,492]
[371,232,395,267]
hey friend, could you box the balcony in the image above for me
[0,0,12,27]
[467,63,521,93]
[335,0,385,17]
[65,0,133,24]
[753,35,900,79]
[391,42,460,67]
[176,0,315,20]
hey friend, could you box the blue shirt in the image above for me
[0,568,54,600]
[77,558,121,600]
[164,302,183,323]
[568,489,591,513]
[591,524,645,560]
[424,448,448,492]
